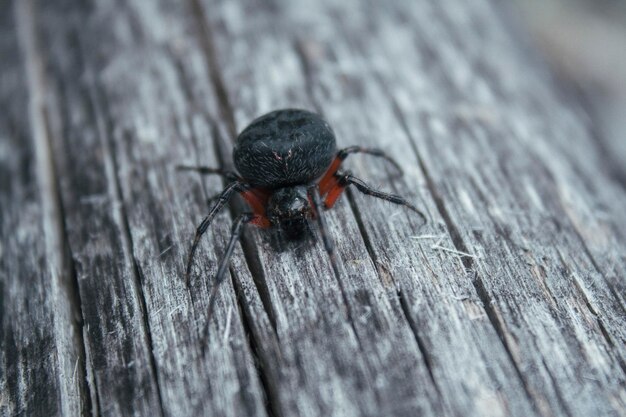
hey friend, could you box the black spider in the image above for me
[178,109,426,323]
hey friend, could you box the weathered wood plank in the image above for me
[29,0,167,414]
[34,0,271,416]
[343,1,626,415]
[1,1,88,415]
[3,0,624,416]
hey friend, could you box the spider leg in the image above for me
[336,146,403,176]
[322,172,427,225]
[205,187,271,225]
[342,173,427,225]
[176,165,241,183]
[184,181,245,286]
[202,212,256,344]
[319,147,403,197]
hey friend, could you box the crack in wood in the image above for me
[185,0,279,330]
[188,2,284,416]
[189,0,237,139]
[82,71,166,417]
[228,265,282,417]
[65,248,97,417]
[290,40,377,360]
[342,183,447,411]
[559,252,626,375]
[14,0,92,414]
[396,289,443,395]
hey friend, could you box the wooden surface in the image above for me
[1,0,625,416]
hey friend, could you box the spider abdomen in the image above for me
[233,109,337,188]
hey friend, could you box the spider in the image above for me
[178,109,426,322]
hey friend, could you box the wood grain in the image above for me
[2,1,88,415]
[32,0,270,416]
[1,0,625,416]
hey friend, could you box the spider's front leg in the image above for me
[317,146,406,209]
[341,173,427,225]
[318,171,427,226]
[320,146,404,190]
[184,181,272,287]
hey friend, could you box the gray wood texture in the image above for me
[1,0,624,416]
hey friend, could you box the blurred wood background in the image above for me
[1,0,625,416]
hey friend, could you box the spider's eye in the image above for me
[286,195,307,216]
